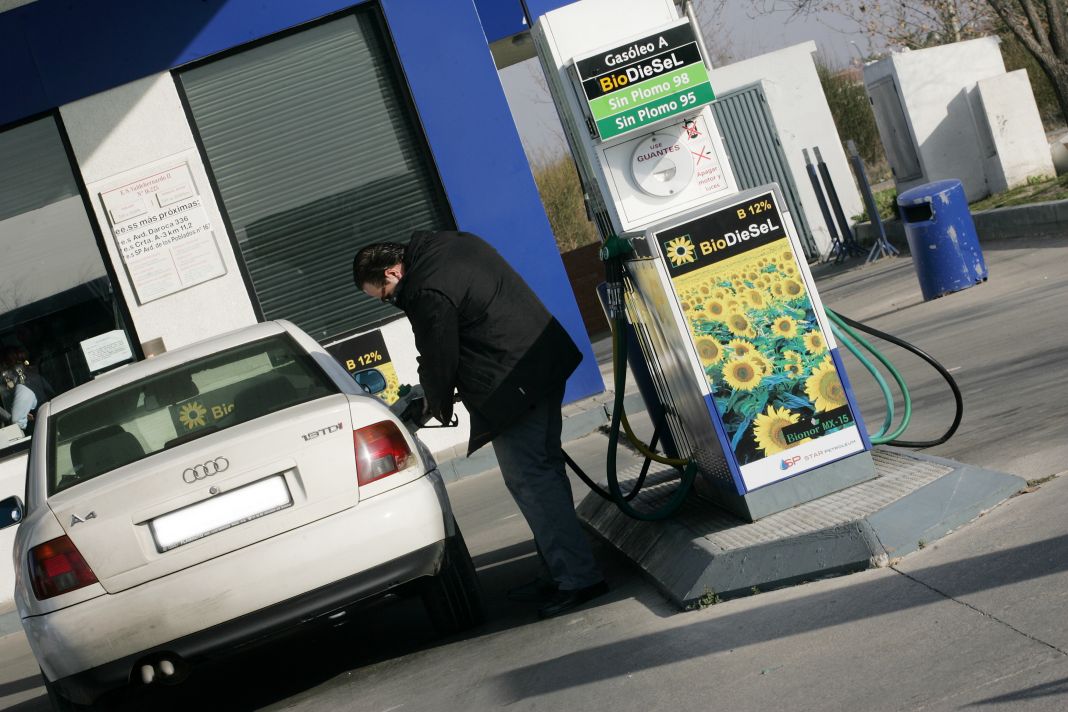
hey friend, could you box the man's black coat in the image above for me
[393,230,582,454]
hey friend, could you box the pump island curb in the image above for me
[577,448,1025,608]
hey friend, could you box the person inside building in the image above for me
[5,347,54,405]
[353,231,608,619]
[1,368,37,435]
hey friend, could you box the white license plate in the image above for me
[150,475,292,552]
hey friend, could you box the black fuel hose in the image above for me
[563,414,664,503]
[830,310,963,448]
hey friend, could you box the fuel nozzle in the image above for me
[600,234,633,320]
[390,384,431,428]
[389,384,459,430]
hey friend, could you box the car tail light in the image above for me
[29,535,98,600]
[354,421,412,486]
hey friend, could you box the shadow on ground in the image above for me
[491,531,1068,704]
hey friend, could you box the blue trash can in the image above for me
[897,179,987,300]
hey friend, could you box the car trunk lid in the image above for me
[47,395,358,593]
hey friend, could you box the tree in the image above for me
[742,1,1068,123]
[985,0,1068,123]
[747,1,993,49]
[815,56,888,171]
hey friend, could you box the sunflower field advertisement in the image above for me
[655,191,864,490]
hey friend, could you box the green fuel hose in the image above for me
[562,242,699,521]
[825,308,963,447]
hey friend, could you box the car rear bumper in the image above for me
[26,471,452,702]
[49,540,446,705]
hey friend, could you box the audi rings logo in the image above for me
[182,457,229,483]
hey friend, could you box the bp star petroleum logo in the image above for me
[665,235,696,268]
[178,402,208,430]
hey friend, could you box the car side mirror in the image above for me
[0,495,24,530]
[352,368,387,395]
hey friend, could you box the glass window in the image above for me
[48,334,340,494]
[0,116,134,453]
[178,7,453,342]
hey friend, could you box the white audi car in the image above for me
[3,320,482,710]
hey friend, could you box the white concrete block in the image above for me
[977,70,1055,192]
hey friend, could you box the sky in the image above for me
[500,1,872,160]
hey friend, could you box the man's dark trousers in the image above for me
[491,384,602,591]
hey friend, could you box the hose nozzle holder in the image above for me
[599,235,634,263]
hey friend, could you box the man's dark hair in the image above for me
[353,242,406,287]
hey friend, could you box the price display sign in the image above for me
[573,19,715,141]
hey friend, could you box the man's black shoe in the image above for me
[537,580,609,619]
[507,578,558,602]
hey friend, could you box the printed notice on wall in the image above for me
[80,330,134,373]
[99,162,226,304]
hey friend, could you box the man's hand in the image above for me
[426,389,457,425]
[430,401,454,425]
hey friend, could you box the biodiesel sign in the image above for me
[655,191,865,490]
[573,20,715,141]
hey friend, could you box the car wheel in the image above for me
[421,523,485,635]
[41,672,100,711]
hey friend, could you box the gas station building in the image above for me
[0,0,599,605]
[0,0,602,461]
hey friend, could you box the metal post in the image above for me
[845,140,899,262]
[803,148,844,263]
[683,1,714,71]
[814,147,863,258]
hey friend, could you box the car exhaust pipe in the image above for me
[136,654,186,686]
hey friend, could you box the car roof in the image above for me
[49,320,297,413]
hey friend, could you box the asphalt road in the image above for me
[1,237,1066,711]
[816,237,1068,480]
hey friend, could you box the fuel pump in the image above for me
[534,0,882,522]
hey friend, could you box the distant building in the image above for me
[863,37,1054,200]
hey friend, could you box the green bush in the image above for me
[816,57,890,180]
[853,188,899,223]
[532,153,600,253]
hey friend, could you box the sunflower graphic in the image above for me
[753,405,803,455]
[803,330,827,354]
[783,350,805,379]
[665,236,696,268]
[772,316,799,338]
[178,401,208,430]
[805,359,848,412]
[695,337,724,365]
[743,289,767,309]
[749,351,773,377]
[722,359,762,391]
[726,338,754,359]
[705,299,726,319]
[725,311,753,337]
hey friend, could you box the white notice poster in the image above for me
[80,330,134,372]
[99,162,226,304]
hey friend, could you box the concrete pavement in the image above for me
[257,446,1068,712]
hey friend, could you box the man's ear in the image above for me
[385,263,404,281]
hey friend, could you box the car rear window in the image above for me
[48,334,339,494]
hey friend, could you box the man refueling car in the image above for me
[354,231,609,618]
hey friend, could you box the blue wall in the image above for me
[0,0,602,403]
